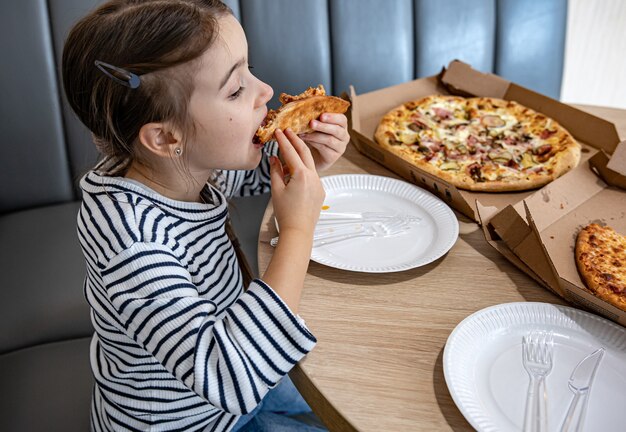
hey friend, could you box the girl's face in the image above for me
[187,15,273,172]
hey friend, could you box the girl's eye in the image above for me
[229,86,244,100]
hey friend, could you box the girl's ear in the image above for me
[137,122,182,158]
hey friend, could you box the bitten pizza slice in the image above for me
[254,85,350,144]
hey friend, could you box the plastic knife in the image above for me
[559,347,605,432]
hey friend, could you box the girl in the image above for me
[62,1,349,431]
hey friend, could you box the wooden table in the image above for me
[256,105,625,431]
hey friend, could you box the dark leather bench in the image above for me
[0,0,567,430]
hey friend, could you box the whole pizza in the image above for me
[374,95,581,191]
[576,224,626,311]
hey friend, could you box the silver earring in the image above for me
[175,147,182,156]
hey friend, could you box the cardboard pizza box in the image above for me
[482,141,626,326]
[348,60,620,222]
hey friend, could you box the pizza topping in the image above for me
[423,140,441,152]
[467,163,483,182]
[417,144,431,154]
[503,136,518,146]
[440,161,460,171]
[433,107,452,119]
[520,153,535,169]
[481,115,506,128]
[384,131,403,146]
[506,159,520,169]
[257,109,279,134]
[397,130,418,144]
[265,110,278,123]
[408,121,425,132]
[532,144,554,163]
[488,150,513,164]
[444,148,463,160]
[534,144,552,156]
[540,129,557,139]
[601,273,614,281]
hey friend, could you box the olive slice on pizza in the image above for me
[254,85,350,144]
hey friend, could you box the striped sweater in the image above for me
[77,154,316,432]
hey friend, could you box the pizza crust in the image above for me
[548,133,581,177]
[576,224,626,311]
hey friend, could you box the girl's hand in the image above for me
[298,113,349,172]
[270,128,325,238]
[263,128,325,314]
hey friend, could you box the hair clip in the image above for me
[94,60,141,89]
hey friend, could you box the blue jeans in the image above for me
[230,376,326,432]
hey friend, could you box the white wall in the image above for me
[561,0,626,109]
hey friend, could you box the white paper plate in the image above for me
[443,302,626,432]
[312,174,458,273]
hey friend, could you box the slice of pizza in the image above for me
[254,85,350,144]
[576,224,626,311]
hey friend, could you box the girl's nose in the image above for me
[258,80,274,106]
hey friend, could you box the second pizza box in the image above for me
[479,144,626,326]
[348,60,621,222]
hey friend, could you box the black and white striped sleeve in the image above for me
[100,241,316,415]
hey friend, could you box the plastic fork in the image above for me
[522,330,554,432]
[269,217,413,248]
[312,219,409,247]
[317,211,421,225]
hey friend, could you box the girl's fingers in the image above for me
[317,113,348,128]
[283,128,316,169]
[306,140,343,164]
[304,115,350,146]
[308,119,347,139]
[269,156,286,188]
[300,132,342,151]
[273,129,302,173]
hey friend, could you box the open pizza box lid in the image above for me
[480,139,626,326]
[348,60,620,222]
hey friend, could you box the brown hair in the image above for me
[62,0,232,173]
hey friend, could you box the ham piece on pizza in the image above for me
[255,85,350,144]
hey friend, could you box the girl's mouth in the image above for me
[252,135,265,150]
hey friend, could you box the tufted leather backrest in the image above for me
[0,0,567,214]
